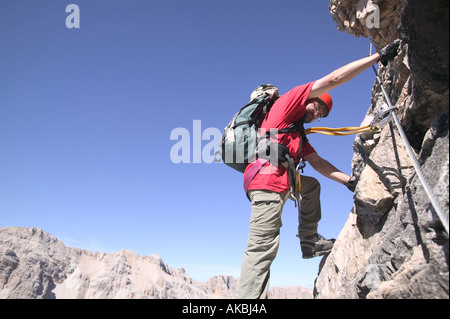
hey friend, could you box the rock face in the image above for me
[314,0,449,299]
[0,227,312,299]
[329,0,404,49]
[267,286,314,299]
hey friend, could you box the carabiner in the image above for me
[370,106,398,130]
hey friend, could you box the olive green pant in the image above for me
[238,176,321,299]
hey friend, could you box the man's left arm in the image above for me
[304,152,351,185]
[308,39,401,99]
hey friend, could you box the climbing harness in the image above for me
[370,64,449,235]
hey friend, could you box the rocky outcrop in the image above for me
[314,0,449,299]
[329,0,404,49]
[0,227,312,299]
[267,286,313,299]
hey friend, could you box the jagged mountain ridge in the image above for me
[0,226,312,299]
[314,0,449,299]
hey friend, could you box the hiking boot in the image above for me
[299,233,335,259]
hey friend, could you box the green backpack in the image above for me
[220,94,276,173]
[219,93,305,173]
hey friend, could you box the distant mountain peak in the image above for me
[0,227,312,299]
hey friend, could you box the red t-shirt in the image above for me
[243,81,317,193]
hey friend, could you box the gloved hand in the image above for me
[378,39,401,66]
[345,175,358,192]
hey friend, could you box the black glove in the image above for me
[345,175,358,192]
[378,39,401,66]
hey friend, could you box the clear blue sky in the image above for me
[0,0,376,288]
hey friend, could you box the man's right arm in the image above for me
[308,53,380,99]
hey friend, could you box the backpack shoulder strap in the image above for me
[274,117,307,143]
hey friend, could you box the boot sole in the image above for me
[302,247,333,259]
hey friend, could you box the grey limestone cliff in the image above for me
[314,0,449,299]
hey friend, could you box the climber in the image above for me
[238,39,401,299]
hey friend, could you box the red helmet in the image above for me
[316,92,333,117]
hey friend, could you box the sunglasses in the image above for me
[313,100,327,118]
